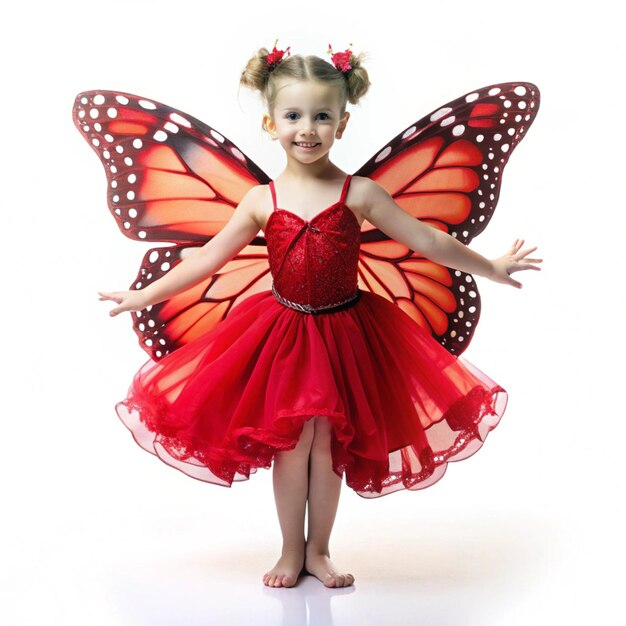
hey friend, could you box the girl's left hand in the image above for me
[489,239,543,289]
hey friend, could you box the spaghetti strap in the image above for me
[269,181,278,211]
[339,174,353,204]
[271,177,351,210]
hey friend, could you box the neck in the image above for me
[283,154,342,181]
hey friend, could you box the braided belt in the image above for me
[272,282,361,314]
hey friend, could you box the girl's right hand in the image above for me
[98,290,147,317]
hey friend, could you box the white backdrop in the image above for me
[2,0,624,624]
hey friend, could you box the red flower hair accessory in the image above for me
[327,43,353,73]
[266,39,291,71]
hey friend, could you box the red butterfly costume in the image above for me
[73,82,539,497]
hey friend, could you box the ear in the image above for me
[262,114,277,139]
[336,111,350,139]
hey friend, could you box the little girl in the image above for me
[98,43,541,589]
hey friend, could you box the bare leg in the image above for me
[263,417,315,587]
[305,416,355,587]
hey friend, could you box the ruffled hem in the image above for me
[117,376,506,498]
[115,289,508,498]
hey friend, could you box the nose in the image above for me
[299,119,317,136]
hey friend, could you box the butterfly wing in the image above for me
[354,82,540,354]
[73,90,272,359]
[127,242,272,359]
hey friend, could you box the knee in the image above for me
[275,419,314,465]
[291,416,316,452]
[311,416,333,456]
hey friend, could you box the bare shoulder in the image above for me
[352,175,387,193]
[236,183,270,229]
[240,183,268,206]
[347,176,388,219]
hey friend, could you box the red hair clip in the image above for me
[266,39,291,71]
[327,43,353,73]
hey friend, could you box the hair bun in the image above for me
[240,45,371,114]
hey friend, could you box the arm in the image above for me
[360,179,541,288]
[99,185,264,316]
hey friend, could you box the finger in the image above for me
[514,265,541,272]
[513,261,541,268]
[511,261,543,273]
[99,292,123,303]
[510,240,524,256]
[517,246,538,258]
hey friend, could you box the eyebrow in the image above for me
[280,107,333,112]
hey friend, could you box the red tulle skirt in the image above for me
[116,289,507,498]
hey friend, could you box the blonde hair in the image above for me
[240,47,371,116]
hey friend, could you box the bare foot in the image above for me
[263,548,305,588]
[305,547,355,588]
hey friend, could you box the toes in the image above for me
[324,572,353,587]
[324,573,346,587]
[264,571,299,587]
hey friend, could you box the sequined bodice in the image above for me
[264,176,361,309]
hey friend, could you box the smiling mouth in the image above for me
[294,142,321,148]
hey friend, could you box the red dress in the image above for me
[116,175,508,498]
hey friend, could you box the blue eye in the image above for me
[285,112,331,121]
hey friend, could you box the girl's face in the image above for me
[264,80,350,165]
